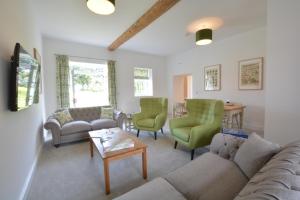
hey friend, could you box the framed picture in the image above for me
[239,57,263,90]
[204,64,221,91]
[33,48,42,94]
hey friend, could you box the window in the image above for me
[69,60,109,108]
[134,67,153,97]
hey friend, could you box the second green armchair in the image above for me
[133,98,168,140]
[169,99,224,160]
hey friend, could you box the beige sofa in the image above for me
[114,133,300,200]
[44,106,126,147]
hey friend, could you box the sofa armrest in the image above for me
[113,110,126,128]
[44,118,62,145]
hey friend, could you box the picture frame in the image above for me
[204,64,221,91]
[33,48,42,94]
[238,57,263,90]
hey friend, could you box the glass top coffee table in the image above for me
[89,127,147,194]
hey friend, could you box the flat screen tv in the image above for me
[9,43,40,111]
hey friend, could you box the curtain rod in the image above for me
[54,54,115,62]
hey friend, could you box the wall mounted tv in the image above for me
[9,43,40,111]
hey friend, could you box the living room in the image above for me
[0,0,299,200]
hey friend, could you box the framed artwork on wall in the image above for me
[204,64,221,91]
[238,57,263,90]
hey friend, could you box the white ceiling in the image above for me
[33,0,267,56]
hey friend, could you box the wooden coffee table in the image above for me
[89,128,147,194]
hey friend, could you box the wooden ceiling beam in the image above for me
[108,0,180,51]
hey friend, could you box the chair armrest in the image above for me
[169,116,196,129]
[44,118,62,145]
[154,113,167,130]
[133,112,144,122]
[113,110,126,128]
[189,123,221,148]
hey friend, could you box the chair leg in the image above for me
[154,132,157,140]
[191,149,195,160]
[137,129,140,137]
[174,141,178,149]
[161,128,164,134]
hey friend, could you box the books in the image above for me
[90,129,135,153]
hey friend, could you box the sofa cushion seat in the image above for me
[136,118,155,128]
[172,127,192,142]
[165,152,248,200]
[61,121,92,135]
[114,177,187,200]
[91,119,117,130]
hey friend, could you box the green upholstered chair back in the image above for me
[140,98,168,118]
[186,99,224,125]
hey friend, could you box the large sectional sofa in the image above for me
[44,106,126,146]
[114,133,300,200]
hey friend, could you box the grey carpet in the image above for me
[27,131,208,200]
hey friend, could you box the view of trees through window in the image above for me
[134,67,153,97]
[69,61,109,108]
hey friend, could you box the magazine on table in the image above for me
[90,129,134,152]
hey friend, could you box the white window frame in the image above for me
[134,67,153,97]
[68,57,109,108]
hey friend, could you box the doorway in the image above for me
[173,74,192,103]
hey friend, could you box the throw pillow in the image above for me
[234,133,280,179]
[53,110,73,126]
[101,107,114,119]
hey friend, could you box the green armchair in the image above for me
[133,98,168,140]
[169,99,224,160]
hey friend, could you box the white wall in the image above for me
[264,0,300,145]
[0,1,44,200]
[43,38,167,116]
[167,28,266,133]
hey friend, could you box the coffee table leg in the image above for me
[104,159,110,194]
[142,148,147,179]
[89,138,93,158]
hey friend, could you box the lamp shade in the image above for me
[196,29,212,45]
[87,0,115,15]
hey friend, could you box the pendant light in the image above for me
[87,0,115,15]
[196,28,212,45]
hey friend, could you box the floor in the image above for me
[27,130,208,200]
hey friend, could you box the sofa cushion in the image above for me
[114,177,187,200]
[234,133,280,179]
[165,152,248,200]
[53,110,73,126]
[210,133,246,160]
[136,118,155,128]
[172,127,192,142]
[234,140,300,200]
[91,119,117,130]
[101,107,114,119]
[61,121,92,135]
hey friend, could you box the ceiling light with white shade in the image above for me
[86,0,115,15]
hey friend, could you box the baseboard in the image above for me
[19,144,43,200]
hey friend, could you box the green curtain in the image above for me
[56,55,70,108]
[33,63,41,104]
[107,60,117,108]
